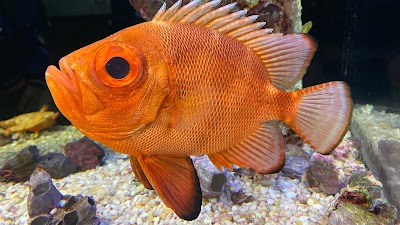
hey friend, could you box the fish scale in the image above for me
[45,0,352,220]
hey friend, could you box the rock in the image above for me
[27,169,100,225]
[327,187,397,225]
[192,155,229,198]
[0,145,41,182]
[40,152,78,179]
[28,214,52,225]
[129,0,303,33]
[53,195,99,225]
[282,144,312,179]
[0,145,81,182]
[351,105,400,219]
[303,160,341,195]
[27,167,63,218]
[0,134,12,146]
[348,172,382,199]
[327,203,395,225]
[231,189,253,205]
[64,137,105,171]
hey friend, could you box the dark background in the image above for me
[302,0,400,111]
[0,0,399,123]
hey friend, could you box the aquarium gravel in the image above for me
[1,126,338,224]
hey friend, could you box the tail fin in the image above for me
[287,81,352,154]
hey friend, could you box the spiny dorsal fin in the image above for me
[152,0,317,90]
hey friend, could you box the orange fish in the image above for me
[45,0,352,220]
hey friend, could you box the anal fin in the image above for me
[137,155,202,221]
[130,156,153,190]
[208,122,285,174]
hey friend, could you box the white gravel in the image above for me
[0,125,341,224]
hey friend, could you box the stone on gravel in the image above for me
[64,137,105,171]
[40,152,78,179]
[192,156,229,198]
[27,167,63,217]
[303,160,340,195]
[327,203,396,225]
[327,186,397,225]
[282,144,312,179]
[0,145,41,182]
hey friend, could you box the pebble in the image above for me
[312,204,325,210]
[285,191,297,199]
[0,125,361,224]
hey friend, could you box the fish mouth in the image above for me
[45,57,80,98]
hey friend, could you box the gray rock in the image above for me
[192,156,229,198]
[27,167,63,218]
[351,105,400,219]
[0,145,41,182]
[29,214,52,225]
[377,140,400,216]
[40,152,78,179]
[54,195,99,225]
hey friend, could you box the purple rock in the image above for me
[64,137,105,171]
[282,144,312,179]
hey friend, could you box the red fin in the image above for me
[253,34,317,90]
[208,122,285,174]
[129,156,153,190]
[137,155,202,221]
[288,81,352,154]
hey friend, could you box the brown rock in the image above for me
[64,137,105,171]
[303,160,341,195]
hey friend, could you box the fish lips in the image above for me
[45,57,83,117]
[45,58,81,99]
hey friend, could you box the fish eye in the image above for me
[94,42,147,90]
[105,56,130,79]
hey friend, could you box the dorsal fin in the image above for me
[152,0,317,90]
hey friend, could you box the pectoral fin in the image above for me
[208,121,285,174]
[129,156,153,189]
[136,155,202,221]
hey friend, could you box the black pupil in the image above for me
[105,56,130,79]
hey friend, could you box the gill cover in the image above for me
[93,42,147,92]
